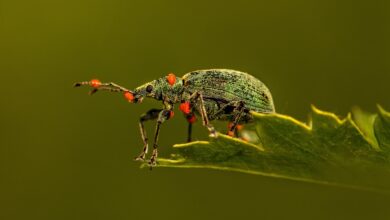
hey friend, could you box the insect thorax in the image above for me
[155,77,184,104]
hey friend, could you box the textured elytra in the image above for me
[182,69,275,114]
[149,106,390,192]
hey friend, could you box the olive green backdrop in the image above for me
[1,0,389,219]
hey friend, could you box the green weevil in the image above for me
[74,69,275,166]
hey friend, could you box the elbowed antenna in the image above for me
[74,79,138,102]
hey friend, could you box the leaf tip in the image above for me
[310,104,320,112]
[310,105,344,124]
[377,104,390,117]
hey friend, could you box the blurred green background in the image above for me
[1,0,389,219]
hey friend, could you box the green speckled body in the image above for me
[133,69,275,123]
[181,69,275,122]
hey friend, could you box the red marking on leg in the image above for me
[187,114,197,124]
[179,101,191,114]
[169,110,175,119]
[228,122,233,129]
[236,124,244,131]
[90,79,101,88]
[166,73,176,86]
[228,122,243,131]
[227,130,235,137]
[124,91,135,102]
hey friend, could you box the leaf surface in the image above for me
[148,106,390,191]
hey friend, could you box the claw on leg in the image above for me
[227,122,244,137]
[208,125,217,138]
[134,148,147,161]
[148,149,158,167]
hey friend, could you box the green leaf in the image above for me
[147,106,390,192]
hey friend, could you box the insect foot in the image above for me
[134,142,149,161]
[208,125,218,138]
[134,152,146,161]
[148,149,158,167]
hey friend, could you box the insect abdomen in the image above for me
[182,69,275,113]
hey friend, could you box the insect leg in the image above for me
[208,100,244,137]
[189,92,216,137]
[134,109,162,161]
[148,109,173,167]
[187,122,192,142]
[179,101,197,142]
[209,100,241,120]
[227,101,246,137]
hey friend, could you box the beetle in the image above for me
[74,69,275,166]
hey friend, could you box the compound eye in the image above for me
[146,84,153,93]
